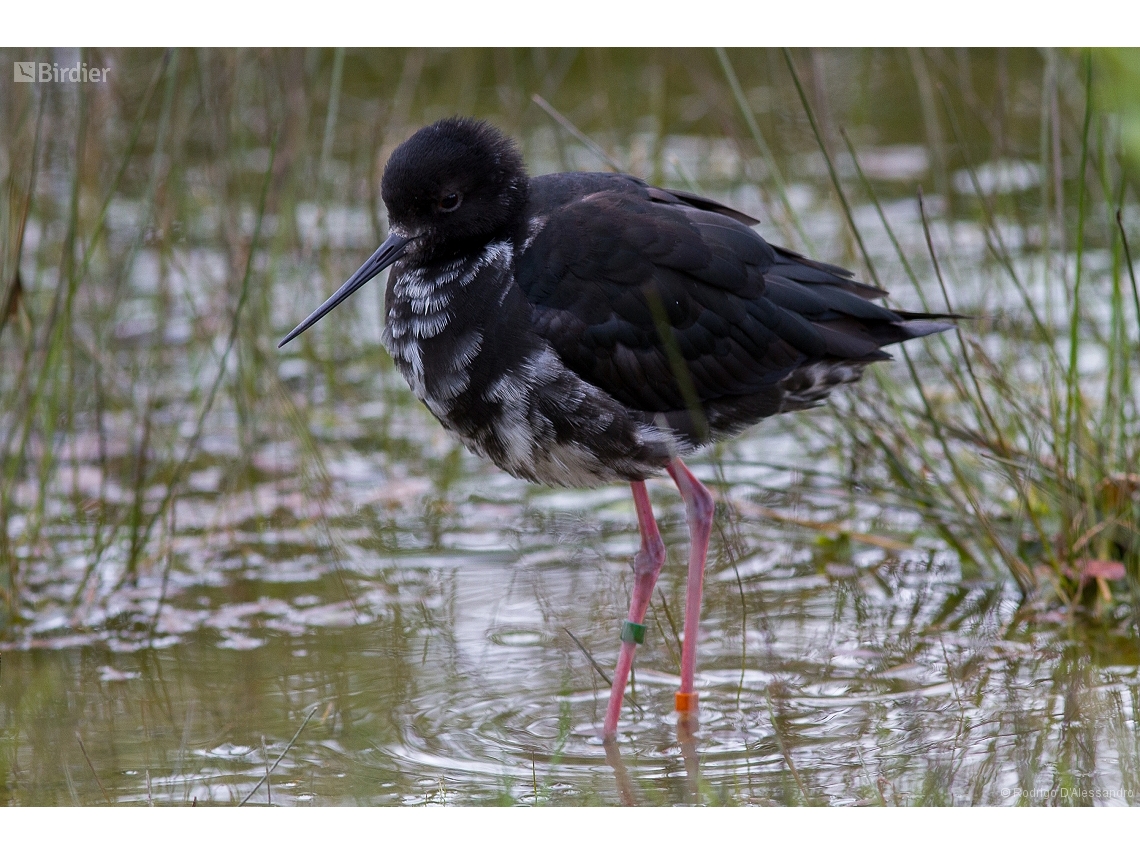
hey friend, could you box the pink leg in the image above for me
[665,458,715,714]
[603,480,666,739]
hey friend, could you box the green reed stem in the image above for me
[1063,53,1094,486]
[717,48,812,251]
[126,128,280,584]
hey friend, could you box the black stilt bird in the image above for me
[280,118,953,738]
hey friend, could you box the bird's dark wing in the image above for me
[523,171,763,227]
[642,185,760,226]
[516,182,946,441]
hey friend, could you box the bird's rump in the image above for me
[516,175,947,444]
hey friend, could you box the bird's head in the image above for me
[382,117,528,262]
[279,118,526,347]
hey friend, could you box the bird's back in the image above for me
[516,172,951,445]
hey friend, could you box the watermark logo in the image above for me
[1002,785,1135,801]
[13,61,109,83]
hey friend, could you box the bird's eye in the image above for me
[438,192,462,212]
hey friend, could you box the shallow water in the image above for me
[2,48,1139,805]
[4,384,1138,805]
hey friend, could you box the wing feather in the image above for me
[517,174,949,441]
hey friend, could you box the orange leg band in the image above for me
[675,692,698,713]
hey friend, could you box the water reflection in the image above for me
[3,373,1139,805]
[3,454,1139,804]
[3,351,1138,805]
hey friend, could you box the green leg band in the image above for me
[620,620,646,644]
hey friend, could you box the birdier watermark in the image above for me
[1001,785,1135,800]
[13,61,109,83]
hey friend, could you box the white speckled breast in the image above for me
[380,238,681,488]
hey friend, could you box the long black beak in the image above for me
[278,232,412,347]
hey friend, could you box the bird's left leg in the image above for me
[665,458,714,717]
[603,480,666,739]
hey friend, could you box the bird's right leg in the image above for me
[603,480,666,740]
